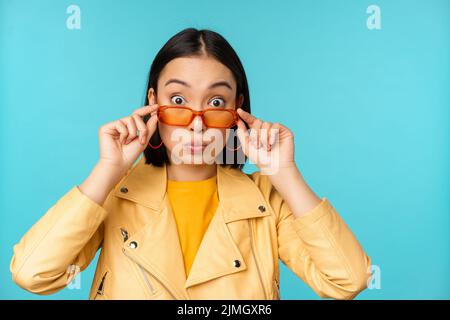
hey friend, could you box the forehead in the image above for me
[157,56,236,92]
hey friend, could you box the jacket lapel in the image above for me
[113,156,271,296]
[113,156,188,298]
[185,162,272,289]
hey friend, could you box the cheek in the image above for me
[159,124,176,149]
[221,129,228,145]
[159,124,192,150]
[160,126,229,151]
[223,128,234,145]
[204,128,228,148]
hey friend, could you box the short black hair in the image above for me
[142,28,251,170]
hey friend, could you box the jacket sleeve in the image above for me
[10,185,115,295]
[256,172,372,299]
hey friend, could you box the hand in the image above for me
[97,103,159,175]
[235,108,296,174]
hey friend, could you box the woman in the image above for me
[10,28,372,300]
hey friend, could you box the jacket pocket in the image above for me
[118,227,158,298]
[122,247,158,297]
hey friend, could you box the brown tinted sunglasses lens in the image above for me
[158,107,192,125]
[203,110,235,127]
[159,107,236,128]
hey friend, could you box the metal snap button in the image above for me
[258,205,266,212]
[129,241,138,249]
[120,228,129,242]
[233,259,241,268]
[120,187,128,193]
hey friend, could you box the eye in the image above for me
[171,95,186,105]
[209,97,226,108]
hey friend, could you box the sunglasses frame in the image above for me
[156,105,239,128]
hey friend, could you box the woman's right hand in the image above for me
[97,103,160,176]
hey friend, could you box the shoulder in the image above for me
[245,170,270,191]
[221,165,277,205]
[244,170,285,219]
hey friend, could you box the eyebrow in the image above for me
[164,78,232,91]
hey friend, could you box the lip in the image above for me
[183,142,208,147]
[184,143,207,153]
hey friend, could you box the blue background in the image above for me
[1,0,449,299]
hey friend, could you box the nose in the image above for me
[188,113,207,132]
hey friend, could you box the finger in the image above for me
[100,121,120,137]
[270,123,281,147]
[132,114,148,145]
[115,120,128,145]
[261,122,272,150]
[123,116,138,144]
[236,108,258,126]
[250,119,263,149]
[132,103,160,117]
[235,118,250,155]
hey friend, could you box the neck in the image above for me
[166,163,217,182]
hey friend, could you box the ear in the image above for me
[237,94,244,108]
[147,87,157,105]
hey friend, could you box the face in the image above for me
[148,55,244,165]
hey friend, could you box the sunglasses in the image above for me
[156,105,239,128]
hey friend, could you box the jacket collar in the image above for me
[113,156,270,223]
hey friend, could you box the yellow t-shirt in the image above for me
[167,174,219,278]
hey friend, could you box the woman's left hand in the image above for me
[235,108,296,174]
